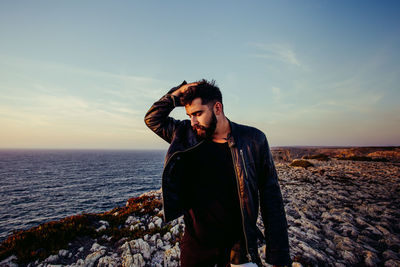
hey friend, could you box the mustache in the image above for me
[193,125,206,131]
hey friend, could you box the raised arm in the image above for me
[144,81,199,143]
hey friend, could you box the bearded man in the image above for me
[144,80,291,267]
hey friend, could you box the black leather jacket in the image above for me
[144,82,291,266]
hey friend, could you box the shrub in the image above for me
[0,214,98,263]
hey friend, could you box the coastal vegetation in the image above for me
[0,195,163,264]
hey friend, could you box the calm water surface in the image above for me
[0,149,165,241]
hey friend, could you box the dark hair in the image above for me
[181,79,222,108]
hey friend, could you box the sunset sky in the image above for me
[1,1,399,149]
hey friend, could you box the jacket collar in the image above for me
[227,118,237,148]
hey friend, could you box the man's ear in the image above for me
[213,102,223,115]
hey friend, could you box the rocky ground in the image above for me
[1,159,399,267]
[279,159,400,266]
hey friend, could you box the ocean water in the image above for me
[0,149,166,242]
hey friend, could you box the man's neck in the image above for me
[212,116,231,143]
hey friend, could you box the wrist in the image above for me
[170,94,182,107]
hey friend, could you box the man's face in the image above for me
[185,98,217,140]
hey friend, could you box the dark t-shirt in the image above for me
[180,139,243,247]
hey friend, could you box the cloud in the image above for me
[248,42,301,66]
[271,86,281,102]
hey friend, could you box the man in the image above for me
[144,80,291,267]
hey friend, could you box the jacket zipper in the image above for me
[240,149,249,180]
[161,140,204,222]
[231,147,252,262]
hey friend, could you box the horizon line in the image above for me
[0,145,399,151]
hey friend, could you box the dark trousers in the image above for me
[180,228,234,267]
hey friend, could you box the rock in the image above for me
[148,222,155,229]
[98,255,119,267]
[75,259,85,266]
[96,225,107,232]
[385,259,400,267]
[125,216,137,225]
[383,250,400,260]
[385,234,400,250]
[150,233,161,243]
[340,251,358,265]
[376,225,391,236]
[132,253,145,267]
[155,217,163,228]
[132,238,151,260]
[130,223,140,231]
[150,250,164,266]
[58,249,69,257]
[337,223,359,237]
[102,235,112,241]
[99,220,109,227]
[91,242,106,252]
[44,254,59,263]
[163,232,172,241]
[334,236,356,251]
[164,243,180,267]
[121,243,134,267]
[324,239,335,251]
[84,249,106,267]
[162,244,171,251]
[364,250,380,266]
[0,255,18,267]
[170,224,181,236]
[325,247,335,256]
[121,249,145,267]
[289,159,314,168]
[157,209,164,217]
[297,240,326,262]
[157,239,164,249]
[365,225,383,237]
[170,218,178,227]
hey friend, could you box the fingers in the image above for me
[180,82,199,93]
[171,81,199,97]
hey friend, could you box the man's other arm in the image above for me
[258,134,292,266]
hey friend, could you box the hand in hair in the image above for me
[171,82,199,97]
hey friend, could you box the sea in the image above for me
[0,149,166,242]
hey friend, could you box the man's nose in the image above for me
[191,117,198,127]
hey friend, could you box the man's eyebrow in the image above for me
[186,110,202,116]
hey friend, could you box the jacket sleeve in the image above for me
[258,134,292,266]
[144,81,187,144]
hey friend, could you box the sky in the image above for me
[0,0,399,149]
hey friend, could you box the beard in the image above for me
[192,112,217,140]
